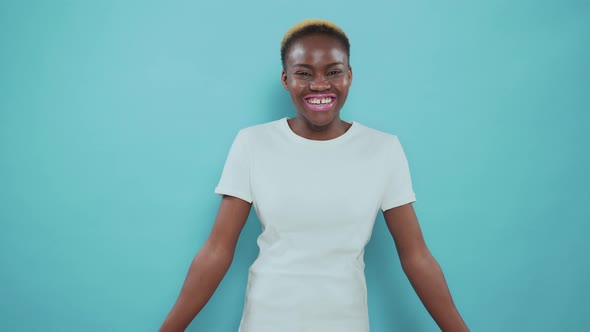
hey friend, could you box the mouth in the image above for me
[303,94,337,112]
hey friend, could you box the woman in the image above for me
[160,19,469,332]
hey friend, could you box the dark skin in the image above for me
[281,33,353,140]
[160,33,469,332]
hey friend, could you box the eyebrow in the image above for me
[291,62,346,69]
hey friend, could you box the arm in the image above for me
[384,203,469,332]
[159,195,252,332]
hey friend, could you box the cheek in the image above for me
[288,78,307,91]
[334,77,350,92]
[342,73,352,86]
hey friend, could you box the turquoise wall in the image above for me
[1,1,588,331]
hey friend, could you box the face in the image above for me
[282,33,352,128]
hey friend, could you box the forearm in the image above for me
[159,241,234,332]
[402,253,469,332]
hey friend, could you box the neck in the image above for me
[288,115,352,141]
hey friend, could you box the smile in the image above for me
[303,94,337,112]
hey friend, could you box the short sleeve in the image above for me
[214,130,253,203]
[380,136,416,211]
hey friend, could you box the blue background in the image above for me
[1,1,589,331]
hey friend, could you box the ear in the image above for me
[281,70,289,90]
[348,66,353,85]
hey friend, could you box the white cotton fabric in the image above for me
[215,117,416,332]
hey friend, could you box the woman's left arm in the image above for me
[383,203,469,332]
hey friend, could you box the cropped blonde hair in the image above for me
[280,19,350,69]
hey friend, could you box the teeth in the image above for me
[307,97,333,105]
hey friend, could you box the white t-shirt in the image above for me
[215,117,416,332]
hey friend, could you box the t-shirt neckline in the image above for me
[280,117,358,145]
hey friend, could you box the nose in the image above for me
[309,77,330,91]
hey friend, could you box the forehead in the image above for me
[286,33,348,66]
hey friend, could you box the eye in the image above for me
[327,70,342,76]
[295,71,312,77]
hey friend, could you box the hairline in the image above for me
[281,20,350,70]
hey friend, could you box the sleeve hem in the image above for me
[214,187,253,204]
[381,194,416,212]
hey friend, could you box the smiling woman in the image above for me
[280,20,353,138]
[159,19,469,332]
[282,32,352,137]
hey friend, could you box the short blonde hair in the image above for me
[280,19,350,69]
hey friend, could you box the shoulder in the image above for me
[349,122,410,165]
[352,121,403,148]
[236,118,284,139]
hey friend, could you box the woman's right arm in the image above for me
[159,195,252,332]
